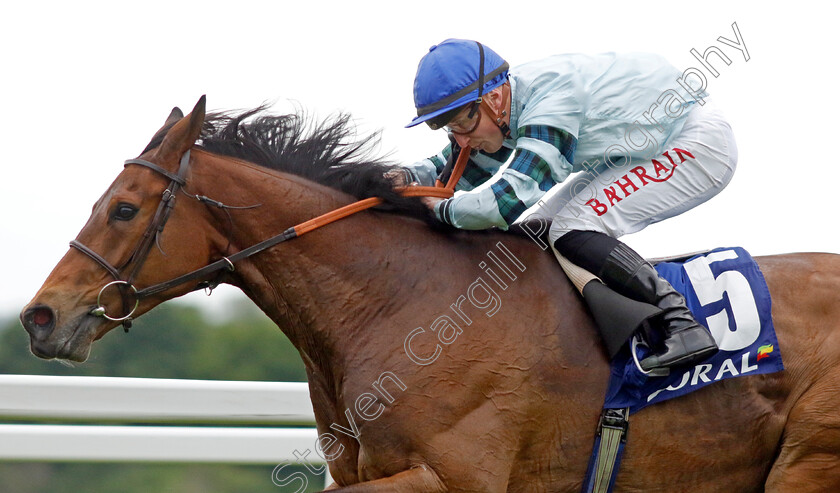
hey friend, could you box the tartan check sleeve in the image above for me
[403,145,451,186]
[407,142,513,190]
[434,125,577,230]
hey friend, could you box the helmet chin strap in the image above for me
[472,42,510,139]
[479,83,511,139]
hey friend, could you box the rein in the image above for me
[69,145,471,329]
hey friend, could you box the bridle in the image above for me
[70,150,194,330]
[68,146,463,331]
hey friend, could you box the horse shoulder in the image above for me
[757,252,840,374]
[757,252,840,490]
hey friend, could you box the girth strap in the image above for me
[582,408,630,493]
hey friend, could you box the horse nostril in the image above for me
[21,305,56,339]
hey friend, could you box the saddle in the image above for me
[552,241,784,492]
[508,219,785,492]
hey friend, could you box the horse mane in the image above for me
[196,106,432,218]
[141,104,541,239]
[141,105,430,218]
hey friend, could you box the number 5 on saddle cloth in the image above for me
[554,246,782,381]
[558,247,784,493]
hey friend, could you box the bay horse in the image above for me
[20,97,840,492]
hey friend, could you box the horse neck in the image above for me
[190,149,431,372]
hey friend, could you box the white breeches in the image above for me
[544,102,738,244]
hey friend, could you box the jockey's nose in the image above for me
[452,133,471,149]
[21,305,56,341]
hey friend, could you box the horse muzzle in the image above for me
[20,303,102,361]
[21,304,56,342]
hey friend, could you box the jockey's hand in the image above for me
[421,196,444,210]
[384,168,414,187]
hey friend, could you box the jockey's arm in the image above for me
[434,125,578,230]
[400,134,490,187]
[401,152,445,187]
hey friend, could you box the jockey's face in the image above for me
[447,87,509,153]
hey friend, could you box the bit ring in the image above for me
[92,280,139,322]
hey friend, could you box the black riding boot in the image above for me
[599,243,718,370]
[555,231,718,371]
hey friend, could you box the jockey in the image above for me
[403,38,738,372]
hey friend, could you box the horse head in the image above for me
[20,97,225,362]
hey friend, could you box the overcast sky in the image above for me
[2,1,836,318]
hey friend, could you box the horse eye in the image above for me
[112,203,139,221]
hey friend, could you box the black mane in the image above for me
[195,106,428,216]
[139,105,543,238]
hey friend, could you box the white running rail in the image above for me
[0,374,331,487]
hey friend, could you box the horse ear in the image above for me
[139,106,188,155]
[155,95,206,164]
[164,107,184,126]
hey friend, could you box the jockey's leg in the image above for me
[554,229,718,370]
[542,100,737,371]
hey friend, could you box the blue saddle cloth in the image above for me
[603,247,784,414]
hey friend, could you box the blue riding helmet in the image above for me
[407,39,509,129]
